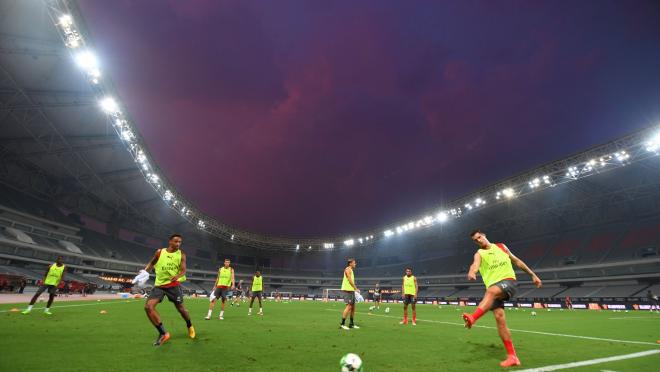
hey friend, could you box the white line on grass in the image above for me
[516,349,660,371]
[324,309,660,346]
[608,316,660,320]
[0,299,138,313]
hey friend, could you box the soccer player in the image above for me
[248,269,264,315]
[339,258,360,330]
[647,290,659,312]
[373,283,382,310]
[462,230,542,368]
[22,256,65,315]
[142,234,195,346]
[206,258,234,320]
[231,279,244,307]
[400,268,418,325]
[565,295,573,310]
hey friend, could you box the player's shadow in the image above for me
[461,340,501,362]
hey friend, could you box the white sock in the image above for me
[27,305,33,311]
[207,310,212,317]
[248,308,252,313]
[220,311,224,316]
[259,307,263,312]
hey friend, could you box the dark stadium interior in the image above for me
[1,1,659,311]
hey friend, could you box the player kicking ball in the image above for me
[399,267,418,325]
[206,258,234,320]
[142,234,195,346]
[462,230,542,367]
[248,270,264,316]
[22,256,65,315]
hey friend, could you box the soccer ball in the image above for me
[340,353,363,372]
[385,307,390,313]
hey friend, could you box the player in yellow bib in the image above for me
[22,256,65,315]
[142,234,195,346]
[339,258,360,330]
[206,258,234,320]
[462,230,542,368]
[400,267,418,325]
[248,269,264,316]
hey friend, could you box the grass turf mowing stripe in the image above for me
[516,349,660,371]
[325,309,660,346]
[0,299,137,313]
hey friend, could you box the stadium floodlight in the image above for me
[501,188,515,199]
[58,14,74,27]
[529,178,540,189]
[358,238,363,244]
[566,166,579,179]
[396,226,404,234]
[163,190,173,202]
[423,216,433,225]
[295,244,300,250]
[475,197,486,206]
[136,150,147,164]
[323,243,334,248]
[543,175,552,185]
[437,211,448,223]
[75,50,101,83]
[231,234,235,240]
[646,133,660,153]
[197,220,206,229]
[100,97,119,114]
[120,129,134,142]
[147,173,159,184]
[614,151,630,162]
[464,203,473,210]
[384,229,394,237]
[344,239,354,247]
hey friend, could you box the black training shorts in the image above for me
[148,285,184,305]
[490,279,517,309]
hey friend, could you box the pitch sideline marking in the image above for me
[516,349,660,371]
[324,309,660,346]
[0,299,138,313]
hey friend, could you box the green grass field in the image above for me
[1,298,659,371]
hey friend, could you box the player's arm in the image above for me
[345,267,358,291]
[171,252,186,282]
[467,252,481,281]
[503,245,542,288]
[401,276,405,298]
[231,268,235,289]
[144,250,160,272]
[414,276,418,298]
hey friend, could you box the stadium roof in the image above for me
[1,0,659,251]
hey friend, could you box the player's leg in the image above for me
[218,290,227,319]
[411,301,417,325]
[257,293,263,314]
[349,296,358,329]
[174,303,195,338]
[144,292,169,346]
[401,302,409,324]
[23,285,47,313]
[493,308,520,367]
[206,288,219,319]
[248,295,254,314]
[463,284,505,328]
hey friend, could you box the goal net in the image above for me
[322,288,344,302]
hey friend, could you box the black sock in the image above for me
[155,323,166,335]
[341,318,346,325]
[186,319,192,328]
[350,317,354,325]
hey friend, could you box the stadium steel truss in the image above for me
[0,0,659,251]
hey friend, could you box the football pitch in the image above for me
[1,298,659,371]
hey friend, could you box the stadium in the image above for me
[1,1,659,371]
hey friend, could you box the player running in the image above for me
[248,269,264,315]
[22,256,65,315]
[400,267,418,325]
[339,258,360,330]
[206,258,234,320]
[462,230,542,368]
[142,234,195,346]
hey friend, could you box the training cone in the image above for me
[100,310,107,314]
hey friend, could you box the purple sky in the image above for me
[80,0,660,236]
